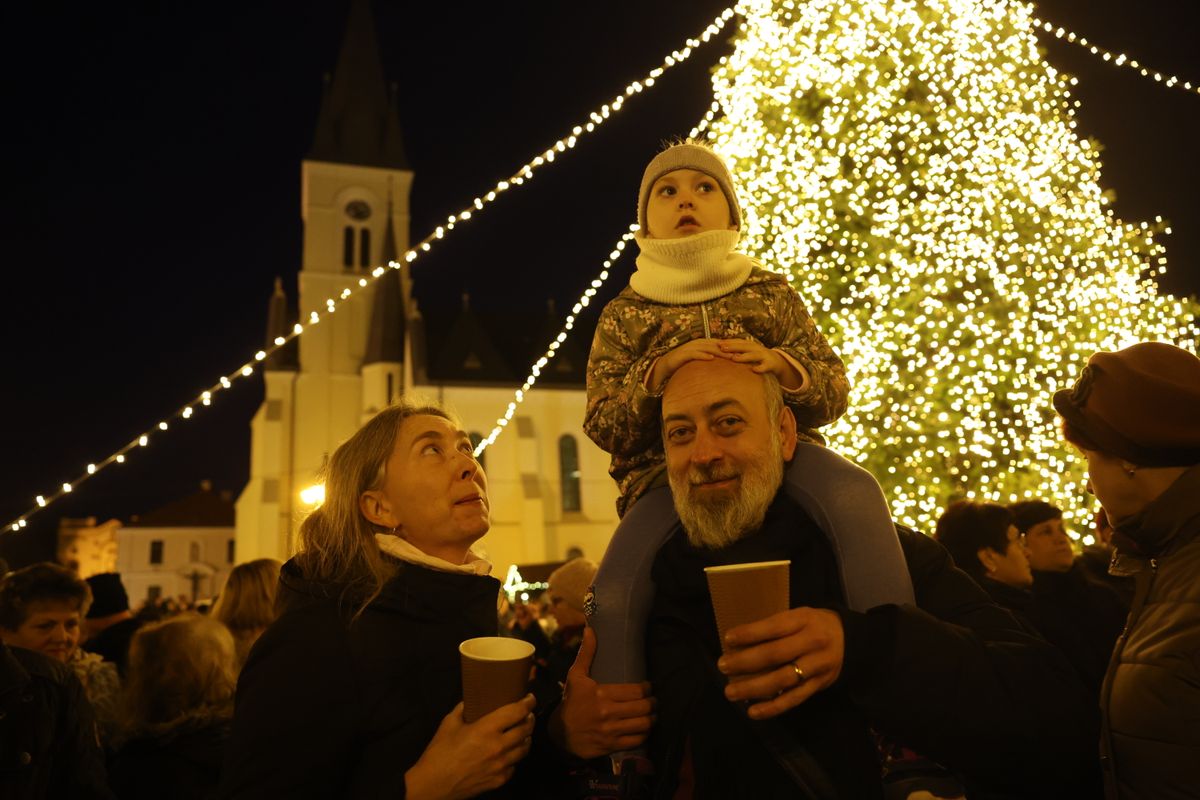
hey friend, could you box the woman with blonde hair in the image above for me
[108,614,236,799]
[221,400,537,799]
[211,558,282,670]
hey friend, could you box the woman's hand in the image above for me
[646,339,729,393]
[405,695,536,800]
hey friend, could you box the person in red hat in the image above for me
[1054,340,1200,800]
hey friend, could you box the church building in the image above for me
[234,0,619,574]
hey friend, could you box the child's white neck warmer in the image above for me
[630,229,755,304]
[375,532,492,576]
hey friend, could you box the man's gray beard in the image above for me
[669,434,784,550]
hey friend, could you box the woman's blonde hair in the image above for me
[212,558,282,633]
[123,614,236,730]
[295,399,455,616]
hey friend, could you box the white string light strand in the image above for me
[4,9,737,534]
[1032,15,1200,96]
[475,229,638,454]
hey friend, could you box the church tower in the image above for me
[236,0,413,559]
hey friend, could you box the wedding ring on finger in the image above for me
[791,661,806,685]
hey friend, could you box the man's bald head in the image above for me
[661,357,797,549]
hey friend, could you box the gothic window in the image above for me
[359,228,371,268]
[559,435,581,513]
[343,226,355,268]
[189,542,201,562]
[227,539,236,564]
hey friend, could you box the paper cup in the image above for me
[459,637,535,723]
[704,560,791,653]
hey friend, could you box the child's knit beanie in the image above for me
[637,141,742,232]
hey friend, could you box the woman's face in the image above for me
[363,414,490,564]
[1081,448,1142,523]
[1024,517,1075,573]
[986,525,1033,589]
[1,600,81,662]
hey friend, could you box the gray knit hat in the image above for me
[547,558,598,614]
[637,141,741,232]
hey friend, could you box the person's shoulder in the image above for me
[5,642,76,686]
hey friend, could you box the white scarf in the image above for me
[630,228,756,304]
[375,532,492,576]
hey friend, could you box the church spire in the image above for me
[308,0,408,169]
[363,189,406,366]
[264,277,298,371]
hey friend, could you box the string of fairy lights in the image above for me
[4,8,736,533]
[7,1,1196,534]
[709,0,1197,534]
[1031,15,1200,97]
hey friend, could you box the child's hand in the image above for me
[718,340,808,391]
[646,339,729,392]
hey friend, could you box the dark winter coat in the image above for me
[219,556,508,799]
[1031,562,1128,697]
[0,642,112,800]
[646,493,1101,799]
[1101,464,1200,800]
[108,712,231,800]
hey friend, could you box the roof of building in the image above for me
[128,483,235,528]
[264,277,299,371]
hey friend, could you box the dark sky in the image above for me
[3,0,1197,565]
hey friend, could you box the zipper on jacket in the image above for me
[701,303,711,339]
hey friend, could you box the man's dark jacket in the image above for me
[0,642,112,799]
[646,493,1101,799]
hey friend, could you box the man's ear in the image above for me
[359,490,395,530]
[778,406,798,461]
[976,547,997,574]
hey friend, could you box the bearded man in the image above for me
[553,357,1103,799]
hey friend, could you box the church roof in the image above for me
[428,296,517,382]
[308,0,409,170]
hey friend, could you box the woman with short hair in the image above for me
[210,558,282,671]
[1055,341,1200,800]
[220,400,536,799]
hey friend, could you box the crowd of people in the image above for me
[3,141,1197,800]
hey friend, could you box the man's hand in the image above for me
[646,339,729,393]
[405,696,535,800]
[549,627,655,759]
[717,339,808,391]
[718,608,844,720]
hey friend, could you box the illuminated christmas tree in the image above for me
[708,0,1198,532]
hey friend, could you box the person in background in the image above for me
[0,563,122,745]
[82,573,143,678]
[1080,507,1134,605]
[210,559,283,672]
[508,599,551,663]
[1055,341,1200,800]
[1008,500,1128,695]
[934,501,1037,632]
[1,639,112,799]
[532,558,597,709]
[108,614,236,800]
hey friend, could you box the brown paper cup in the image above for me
[459,637,535,723]
[704,560,791,653]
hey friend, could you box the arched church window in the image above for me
[559,435,581,513]
[359,228,371,268]
[343,226,355,268]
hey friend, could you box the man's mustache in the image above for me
[688,464,740,487]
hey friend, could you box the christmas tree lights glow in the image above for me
[710,0,1198,532]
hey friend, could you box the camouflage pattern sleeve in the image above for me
[584,298,673,460]
[766,280,850,430]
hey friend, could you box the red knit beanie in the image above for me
[1053,342,1200,466]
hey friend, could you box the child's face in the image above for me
[645,168,736,239]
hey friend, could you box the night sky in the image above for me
[3,0,1197,565]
